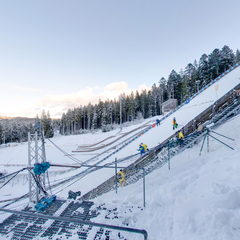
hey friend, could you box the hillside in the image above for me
[0,63,240,239]
[93,114,240,240]
[0,109,239,239]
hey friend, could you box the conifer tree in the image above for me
[220,45,235,71]
[208,48,221,79]
[41,110,54,138]
[198,54,210,86]
[235,49,240,63]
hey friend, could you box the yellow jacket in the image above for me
[142,144,148,151]
[118,170,125,179]
[178,131,184,139]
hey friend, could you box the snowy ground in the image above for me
[0,65,239,200]
[93,114,240,240]
[0,65,240,239]
[1,113,240,240]
[0,116,240,240]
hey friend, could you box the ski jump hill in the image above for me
[39,63,240,199]
[80,63,240,199]
[111,63,240,160]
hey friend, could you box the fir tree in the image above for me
[41,110,54,138]
[198,54,210,86]
[235,49,240,63]
[220,45,235,71]
[208,48,221,79]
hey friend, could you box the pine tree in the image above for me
[151,83,159,116]
[208,48,221,79]
[184,63,198,95]
[91,107,98,130]
[198,54,210,86]
[167,70,182,103]
[220,45,235,72]
[129,92,136,121]
[235,49,240,63]
[158,77,167,114]
[41,110,54,138]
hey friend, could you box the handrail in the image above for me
[0,207,148,240]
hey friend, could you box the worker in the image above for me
[117,169,126,186]
[172,117,178,130]
[177,130,184,145]
[141,143,149,152]
[138,144,145,156]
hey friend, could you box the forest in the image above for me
[0,111,54,144]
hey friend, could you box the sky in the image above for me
[0,0,240,118]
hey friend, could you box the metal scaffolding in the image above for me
[28,131,46,203]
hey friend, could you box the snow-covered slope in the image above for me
[0,65,240,200]
[0,65,240,239]
[1,108,240,240]
[93,114,240,240]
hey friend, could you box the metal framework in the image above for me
[28,131,46,203]
[0,207,148,240]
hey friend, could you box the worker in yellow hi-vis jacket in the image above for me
[177,130,184,145]
[141,143,149,152]
[117,169,126,186]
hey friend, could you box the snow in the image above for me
[93,115,240,240]
[0,65,240,239]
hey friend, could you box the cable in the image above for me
[46,138,83,165]
[27,169,47,196]
[46,171,53,195]
[0,168,27,190]
[1,193,28,208]
[0,168,27,181]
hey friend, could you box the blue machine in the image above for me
[35,195,56,212]
[33,162,50,175]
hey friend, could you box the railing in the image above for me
[0,207,148,240]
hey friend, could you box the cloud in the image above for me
[0,83,42,93]
[104,81,128,92]
[37,81,150,118]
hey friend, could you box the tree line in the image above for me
[60,45,240,135]
[0,110,54,145]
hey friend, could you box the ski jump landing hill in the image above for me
[111,63,240,160]
[80,63,240,199]
[74,63,240,167]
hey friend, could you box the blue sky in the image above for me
[0,0,239,118]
